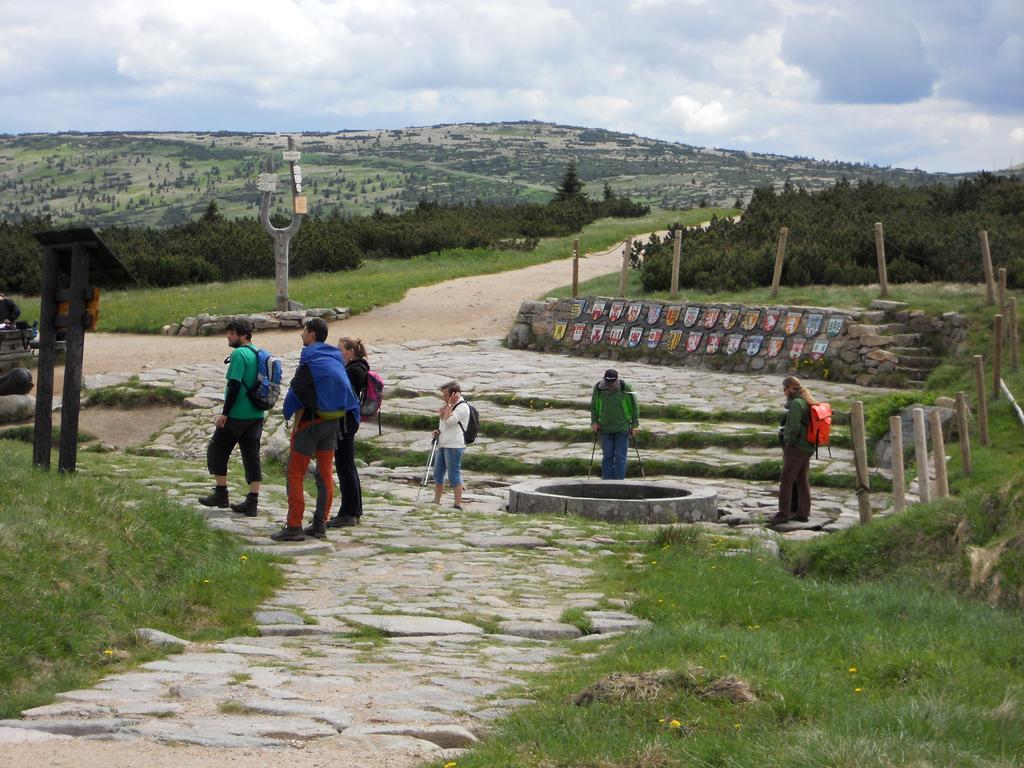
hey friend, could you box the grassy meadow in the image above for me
[13,208,735,334]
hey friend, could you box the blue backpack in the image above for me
[246,347,283,411]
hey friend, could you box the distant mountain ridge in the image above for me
[0,121,973,228]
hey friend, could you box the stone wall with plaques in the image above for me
[507,297,968,388]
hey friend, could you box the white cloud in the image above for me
[665,96,733,133]
[1011,127,1024,144]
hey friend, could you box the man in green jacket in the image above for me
[590,369,639,480]
[771,375,816,525]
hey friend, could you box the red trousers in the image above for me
[286,438,335,528]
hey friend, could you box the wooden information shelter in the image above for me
[32,229,134,473]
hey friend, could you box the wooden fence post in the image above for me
[1010,296,1020,371]
[617,237,632,298]
[998,267,1008,317]
[851,401,872,524]
[955,391,972,476]
[928,409,949,499]
[993,314,1004,399]
[912,407,931,503]
[571,239,579,298]
[769,226,788,298]
[890,415,905,514]
[973,355,989,445]
[980,231,996,305]
[670,229,682,299]
[874,222,889,298]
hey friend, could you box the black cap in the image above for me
[604,368,619,381]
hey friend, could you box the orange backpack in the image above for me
[807,402,832,457]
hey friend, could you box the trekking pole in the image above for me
[587,431,599,479]
[416,437,438,501]
[631,432,646,480]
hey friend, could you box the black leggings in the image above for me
[335,427,363,518]
[206,418,263,483]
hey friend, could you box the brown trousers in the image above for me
[779,445,812,520]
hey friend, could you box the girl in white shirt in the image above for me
[432,380,469,509]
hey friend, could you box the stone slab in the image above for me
[496,621,582,640]
[339,614,484,637]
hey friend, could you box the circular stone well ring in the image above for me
[507,479,717,524]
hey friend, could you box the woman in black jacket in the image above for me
[327,336,368,527]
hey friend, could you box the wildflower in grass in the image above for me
[658,718,665,724]
[854,687,863,694]
[202,579,210,584]
[848,666,857,674]
[651,560,657,565]
[444,762,458,768]
[734,723,742,729]
[669,719,681,729]
[240,555,248,562]
[103,648,113,657]
[720,654,727,660]
[657,598,663,604]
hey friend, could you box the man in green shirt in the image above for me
[590,368,639,480]
[198,319,266,516]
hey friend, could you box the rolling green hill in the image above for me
[0,122,970,228]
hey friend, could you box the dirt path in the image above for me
[69,238,639,381]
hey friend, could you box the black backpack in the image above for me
[458,400,480,445]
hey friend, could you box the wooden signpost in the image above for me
[874,222,889,298]
[670,229,682,299]
[31,229,134,473]
[769,226,788,298]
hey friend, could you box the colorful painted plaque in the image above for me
[627,302,643,323]
[665,305,682,327]
[826,316,844,337]
[766,335,785,358]
[666,329,683,351]
[683,305,701,328]
[810,339,829,360]
[745,334,764,356]
[725,333,743,355]
[782,311,803,335]
[722,308,739,330]
[571,323,587,343]
[741,309,761,331]
[706,333,724,354]
[646,328,663,348]
[570,299,586,320]
[627,326,643,347]
[789,338,806,359]
[702,306,722,329]
[552,322,567,341]
[646,304,663,325]
[685,331,704,352]
[590,323,605,344]
[805,313,824,337]
[608,324,625,346]
[591,299,607,321]
[762,308,781,332]
[608,301,624,322]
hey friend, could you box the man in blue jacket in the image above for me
[272,317,360,542]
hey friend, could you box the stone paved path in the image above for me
[0,339,916,766]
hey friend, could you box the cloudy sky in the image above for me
[1,0,1021,173]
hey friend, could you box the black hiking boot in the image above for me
[270,525,305,542]
[326,515,360,528]
[230,493,259,517]
[198,486,229,508]
[303,520,327,538]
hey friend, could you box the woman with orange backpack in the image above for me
[771,375,816,525]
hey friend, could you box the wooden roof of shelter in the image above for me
[33,228,136,287]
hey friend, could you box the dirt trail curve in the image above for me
[74,237,650,380]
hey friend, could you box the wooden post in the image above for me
[874,222,889,298]
[32,247,59,469]
[993,314,1003,399]
[1010,296,1020,371]
[974,355,989,445]
[617,237,632,298]
[980,230,996,305]
[850,401,872,524]
[670,229,682,299]
[58,246,90,474]
[890,415,905,514]
[998,267,1008,316]
[928,409,949,499]
[571,239,579,298]
[769,226,788,298]
[912,407,931,503]
[955,391,972,477]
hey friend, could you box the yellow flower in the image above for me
[854,687,862,694]
[720,654,727,660]
[240,555,248,562]
[444,763,458,768]
[651,560,657,565]
[658,718,666,723]
[734,723,742,729]
[202,579,210,584]
[103,648,113,657]
[848,666,857,674]
[669,719,681,728]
